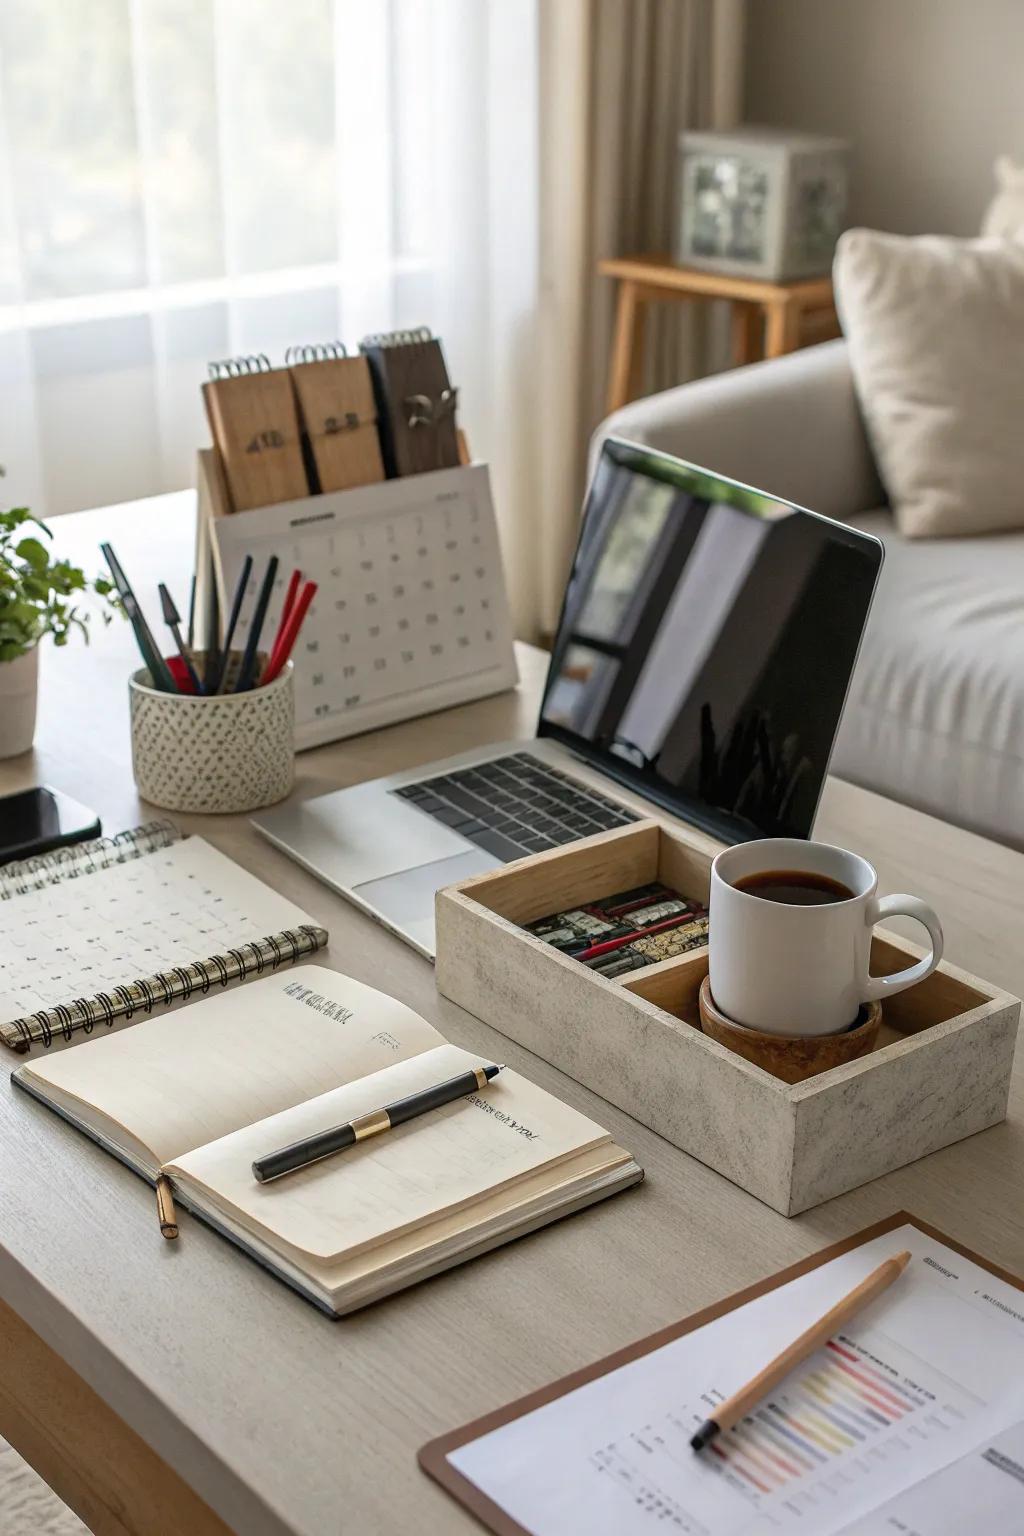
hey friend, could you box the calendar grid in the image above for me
[210,465,517,749]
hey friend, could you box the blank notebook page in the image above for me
[0,837,312,1020]
[19,967,445,1168]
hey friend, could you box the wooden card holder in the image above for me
[360,332,460,478]
[435,820,1021,1215]
[202,368,309,512]
[288,354,385,493]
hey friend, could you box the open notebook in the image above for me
[13,965,642,1315]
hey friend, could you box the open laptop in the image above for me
[252,439,883,956]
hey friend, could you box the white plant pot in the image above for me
[0,645,39,759]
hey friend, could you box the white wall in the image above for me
[745,0,1024,237]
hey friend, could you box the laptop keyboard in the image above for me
[393,752,640,863]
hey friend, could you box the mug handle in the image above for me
[860,895,944,1003]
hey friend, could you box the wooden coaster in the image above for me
[698,976,882,1083]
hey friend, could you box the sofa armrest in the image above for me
[593,339,884,522]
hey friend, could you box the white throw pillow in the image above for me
[833,228,1024,538]
[981,155,1024,241]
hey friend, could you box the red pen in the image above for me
[265,572,304,678]
[262,581,317,685]
[575,909,707,963]
[165,654,198,694]
[268,568,302,662]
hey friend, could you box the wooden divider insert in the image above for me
[656,830,716,903]
[453,819,717,930]
[622,934,992,1060]
[455,822,661,927]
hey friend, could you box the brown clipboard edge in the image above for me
[418,1210,1024,1536]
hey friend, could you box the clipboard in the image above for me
[418,1211,1024,1534]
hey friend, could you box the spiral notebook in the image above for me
[0,824,328,1052]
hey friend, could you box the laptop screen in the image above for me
[538,439,883,843]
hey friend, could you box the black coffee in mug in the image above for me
[733,869,854,906]
[711,838,944,1035]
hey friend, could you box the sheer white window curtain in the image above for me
[0,0,543,627]
[0,0,739,641]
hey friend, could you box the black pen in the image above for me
[186,573,197,649]
[233,554,277,692]
[101,543,178,693]
[252,1063,504,1183]
[208,553,252,694]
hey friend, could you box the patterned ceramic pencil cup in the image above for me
[129,653,294,814]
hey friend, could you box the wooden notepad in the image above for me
[360,328,460,478]
[288,352,384,492]
[420,1213,1024,1535]
[203,363,309,511]
[14,966,642,1315]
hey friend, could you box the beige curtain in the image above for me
[522,0,744,641]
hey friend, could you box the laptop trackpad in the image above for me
[353,849,499,951]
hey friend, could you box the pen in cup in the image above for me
[233,554,278,693]
[101,542,178,694]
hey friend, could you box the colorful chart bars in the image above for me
[708,1334,928,1497]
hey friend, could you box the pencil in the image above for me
[156,1175,178,1240]
[690,1249,912,1450]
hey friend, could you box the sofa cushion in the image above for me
[834,229,1024,538]
[981,155,1024,241]
[832,509,1024,850]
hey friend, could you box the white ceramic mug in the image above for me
[709,838,944,1036]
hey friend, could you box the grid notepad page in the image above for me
[0,837,315,1032]
[209,464,517,749]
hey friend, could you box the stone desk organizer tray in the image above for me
[435,820,1021,1216]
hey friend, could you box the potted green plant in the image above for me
[0,500,119,758]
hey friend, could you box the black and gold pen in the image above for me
[156,1175,178,1240]
[252,1064,504,1184]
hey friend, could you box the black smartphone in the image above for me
[0,786,101,865]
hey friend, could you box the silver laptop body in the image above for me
[252,440,883,957]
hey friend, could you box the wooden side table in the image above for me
[599,253,839,413]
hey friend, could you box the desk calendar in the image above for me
[202,463,518,750]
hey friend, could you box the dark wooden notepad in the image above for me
[418,1212,1024,1535]
[360,329,460,478]
[203,364,309,511]
[288,353,385,492]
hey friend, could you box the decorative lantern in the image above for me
[676,126,850,281]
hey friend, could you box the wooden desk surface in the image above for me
[1,493,1022,1536]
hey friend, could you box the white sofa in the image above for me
[598,339,1024,851]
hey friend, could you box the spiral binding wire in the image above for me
[3,923,329,1051]
[284,341,349,365]
[207,353,273,380]
[0,821,178,902]
[358,326,433,351]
